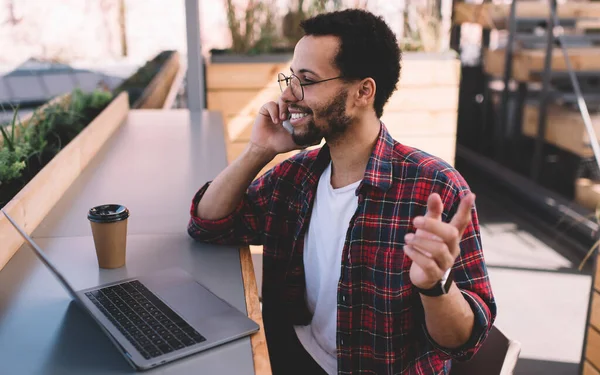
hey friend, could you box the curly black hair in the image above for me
[300,9,402,118]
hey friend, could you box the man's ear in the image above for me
[355,78,376,108]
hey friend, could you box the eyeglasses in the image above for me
[277,73,344,101]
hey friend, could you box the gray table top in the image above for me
[0,110,255,375]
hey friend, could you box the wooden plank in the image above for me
[522,103,600,157]
[207,89,280,121]
[578,19,600,31]
[137,51,181,109]
[485,48,600,82]
[385,87,459,112]
[575,178,600,211]
[454,2,600,28]
[240,246,272,375]
[162,60,187,109]
[591,291,600,333]
[225,115,255,143]
[207,59,458,92]
[484,48,532,82]
[587,326,600,370]
[596,254,600,293]
[399,58,460,87]
[0,93,129,271]
[206,63,289,90]
[584,361,600,375]
[381,111,458,136]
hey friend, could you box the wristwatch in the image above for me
[415,268,454,297]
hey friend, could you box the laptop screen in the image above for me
[1,209,83,303]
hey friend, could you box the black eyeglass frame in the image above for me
[277,72,344,101]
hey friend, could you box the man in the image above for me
[188,9,496,375]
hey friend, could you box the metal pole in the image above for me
[449,0,461,52]
[185,0,204,113]
[497,0,518,162]
[531,0,557,182]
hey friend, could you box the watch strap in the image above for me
[415,269,454,297]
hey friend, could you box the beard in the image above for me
[291,89,353,147]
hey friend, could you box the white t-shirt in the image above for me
[294,162,361,375]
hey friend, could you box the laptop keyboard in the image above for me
[85,280,206,359]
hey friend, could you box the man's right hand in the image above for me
[249,101,300,159]
[195,100,299,221]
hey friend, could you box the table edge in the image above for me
[240,246,272,375]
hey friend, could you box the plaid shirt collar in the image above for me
[301,122,395,193]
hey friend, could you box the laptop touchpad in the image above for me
[154,281,232,323]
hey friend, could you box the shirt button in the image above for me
[342,295,346,302]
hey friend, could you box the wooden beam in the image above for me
[575,178,600,212]
[206,63,289,90]
[208,89,280,123]
[454,2,600,28]
[584,361,600,375]
[591,291,600,333]
[162,60,187,109]
[240,246,272,375]
[522,103,600,157]
[596,253,600,293]
[385,86,459,112]
[587,326,600,370]
[137,51,181,109]
[485,47,600,82]
[399,58,460,87]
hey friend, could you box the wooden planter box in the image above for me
[134,51,182,109]
[522,103,600,158]
[206,52,459,169]
[381,52,460,166]
[206,55,293,175]
[0,92,130,271]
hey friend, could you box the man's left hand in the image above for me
[403,192,476,290]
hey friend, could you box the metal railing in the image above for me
[500,0,600,182]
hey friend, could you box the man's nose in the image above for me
[281,84,298,103]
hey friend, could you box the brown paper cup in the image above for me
[90,219,128,268]
[88,204,130,269]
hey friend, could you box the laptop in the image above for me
[1,210,260,371]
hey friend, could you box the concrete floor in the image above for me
[250,163,595,375]
[463,165,593,375]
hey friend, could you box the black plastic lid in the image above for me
[88,204,129,223]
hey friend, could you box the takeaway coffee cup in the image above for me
[87,204,130,269]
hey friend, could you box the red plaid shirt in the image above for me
[188,123,496,374]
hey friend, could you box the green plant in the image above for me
[224,0,280,55]
[282,0,344,47]
[400,0,443,52]
[0,89,112,208]
[0,109,31,187]
[25,89,112,163]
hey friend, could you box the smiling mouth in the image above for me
[289,112,311,125]
[290,113,309,120]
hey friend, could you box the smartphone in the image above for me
[282,115,293,134]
